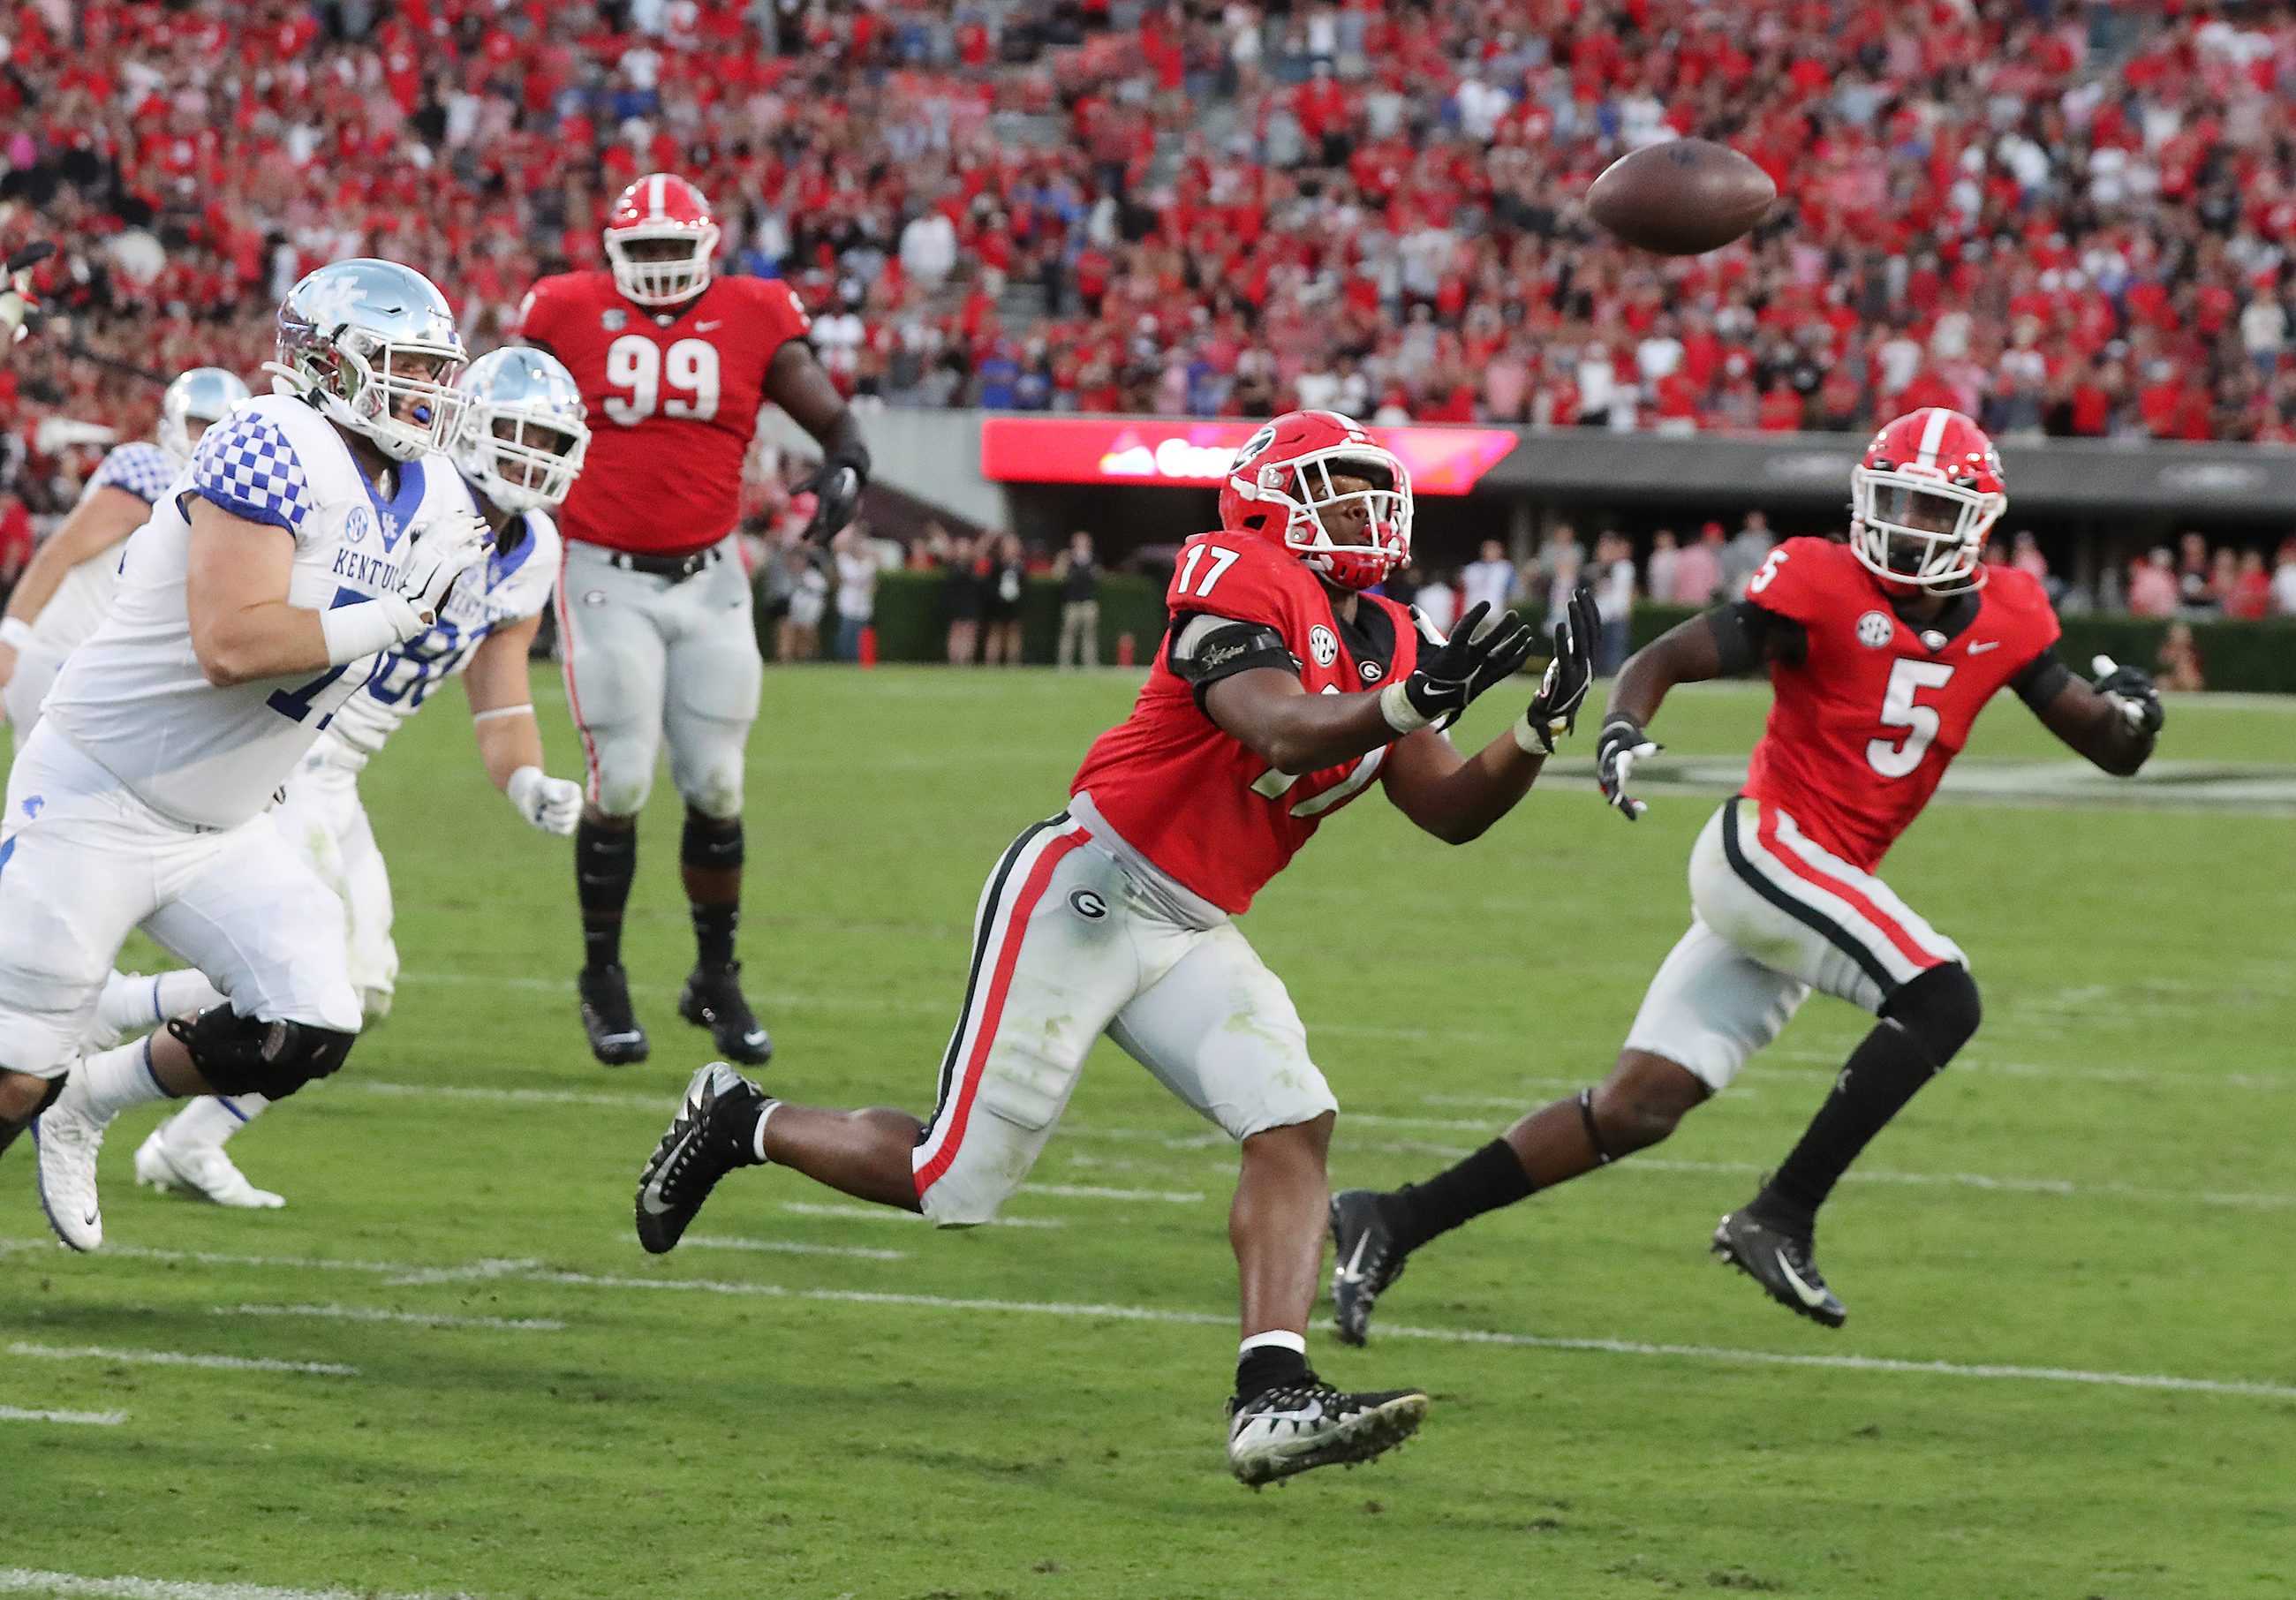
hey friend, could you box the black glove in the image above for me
[1596,711,1661,820]
[1517,582,1600,754]
[2089,654,2164,737]
[1384,600,1536,730]
[799,445,870,544]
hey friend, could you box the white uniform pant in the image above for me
[268,742,397,1021]
[0,727,361,1078]
[1624,797,1966,1092]
[556,537,760,819]
[913,811,1340,1226]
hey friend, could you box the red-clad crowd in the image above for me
[6,0,2296,524]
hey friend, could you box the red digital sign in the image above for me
[978,418,1518,495]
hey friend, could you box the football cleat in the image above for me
[1225,1380,1429,1486]
[135,1123,284,1209]
[1328,1188,1407,1347]
[677,961,773,1065]
[1712,1205,1847,1328]
[578,962,650,1066]
[32,1084,108,1252]
[635,1062,770,1254]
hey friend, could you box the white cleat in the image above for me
[135,1125,285,1209]
[33,1090,108,1252]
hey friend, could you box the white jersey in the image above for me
[41,396,470,831]
[324,500,561,763]
[30,441,181,657]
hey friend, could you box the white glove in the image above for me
[397,511,492,622]
[506,766,582,835]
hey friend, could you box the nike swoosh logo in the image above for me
[1966,640,2000,654]
[694,320,722,331]
[742,1030,767,1045]
[1336,1233,1371,1287]
[639,1182,675,1216]
[1773,1249,1830,1307]
[83,1210,99,1226]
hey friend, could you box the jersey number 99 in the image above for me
[603,335,721,426]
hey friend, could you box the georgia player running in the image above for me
[130,347,593,1211]
[1,259,491,1250]
[1328,408,2164,1340]
[0,367,252,734]
[517,173,870,1068]
[624,411,1601,1485]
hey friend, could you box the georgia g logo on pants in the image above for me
[1068,888,1108,920]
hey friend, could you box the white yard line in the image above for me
[668,1236,905,1261]
[0,1572,468,1600]
[777,1201,1065,1229]
[1017,1182,1204,1203]
[209,1304,563,1332]
[7,1343,356,1377]
[0,1408,127,1425]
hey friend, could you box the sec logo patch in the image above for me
[1309,625,1340,668]
[600,309,628,331]
[1854,610,1894,648]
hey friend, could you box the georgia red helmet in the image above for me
[1849,407,2005,592]
[1219,410,1412,592]
[603,174,721,306]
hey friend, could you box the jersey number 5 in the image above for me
[1868,659,1956,778]
[603,335,720,426]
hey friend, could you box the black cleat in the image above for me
[1225,1380,1428,1486]
[578,963,649,1066]
[1712,1204,1847,1328]
[1329,1189,1408,1347]
[677,961,773,1065]
[635,1062,770,1254]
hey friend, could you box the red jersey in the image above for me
[1741,537,2059,872]
[517,270,811,557]
[1071,533,1422,914]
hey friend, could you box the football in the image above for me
[1584,139,1778,255]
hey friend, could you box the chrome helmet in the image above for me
[158,366,253,465]
[268,259,468,462]
[452,347,591,512]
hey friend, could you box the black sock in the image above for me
[1386,1137,1537,1257]
[1763,1022,1941,1227]
[1235,1344,1312,1405]
[680,815,744,968]
[575,820,638,970]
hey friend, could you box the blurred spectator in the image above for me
[1591,531,1635,677]
[2157,621,2206,693]
[833,525,879,662]
[2127,547,2179,619]
[777,544,828,664]
[1054,530,1100,668]
[1460,540,1517,618]
[2224,549,2272,621]
[0,493,33,608]
[1644,531,1680,615]
[2175,532,2218,618]
[982,532,1027,666]
[945,534,983,667]
[2272,540,2296,617]
[1719,511,1775,600]
[1529,523,1584,610]
[1672,523,1726,608]
[1415,569,1458,636]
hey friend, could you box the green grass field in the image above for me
[4,669,2292,1600]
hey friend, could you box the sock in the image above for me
[97,970,229,1038]
[681,815,743,969]
[1385,1137,1538,1256]
[164,1093,268,1152]
[750,1099,778,1164]
[70,1038,176,1123]
[576,819,638,970]
[1235,1330,1311,1404]
[1761,1018,1942,1227]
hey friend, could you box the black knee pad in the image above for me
[1881,962,1982,1066]
[681,812,743,873]
[165,1008,358,1100]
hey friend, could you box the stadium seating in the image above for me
[4,0,2296,519]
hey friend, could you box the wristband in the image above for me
[319,594,424,665]
[1378,680,1431,734]
[1511,710,1553,756]
[0,616,33,650]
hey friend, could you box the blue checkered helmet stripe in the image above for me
[189,411,313,534]
[89,442,177,506]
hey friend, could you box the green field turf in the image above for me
[3,670,2292,1600]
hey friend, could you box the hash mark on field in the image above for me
[0,1408,127,1426]
[1018,1182,1204,1203]
[661,1235,906,1261]
[0,1569,468,1600]
[382,1259,543,1286]
[779,1201,1066,1228]
[210,1304,564,1332]
[358,1081,671,1112]
[7,1343,356,1377]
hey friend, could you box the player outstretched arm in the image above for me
[765,341,871,543]
[0,485,149,687]
[2020,653,2161,777]
[1596,598,1808,819]
[462,615,583,834]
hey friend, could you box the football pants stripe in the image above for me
[912,819,1092,1195]
[925,815,1061,1121]
[1754,804,1952,972]
[1721,798,1932,997]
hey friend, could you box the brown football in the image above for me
[1584,139,1778,255]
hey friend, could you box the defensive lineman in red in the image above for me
[517,174,869,1067]
[629,411,1601,1485]
[1330,408,2166,1340]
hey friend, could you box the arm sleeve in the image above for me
[1705,597,1804,673]
[1167,610,1301,710]
[89,442,177,505]
[187,411,313,540]
[2009,645,2073,711]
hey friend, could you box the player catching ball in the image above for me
[630,411,1599,1484]
[1329,408,2164,1341]
[517,173,869,1068]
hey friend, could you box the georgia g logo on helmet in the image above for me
[1217,411,1412,593]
